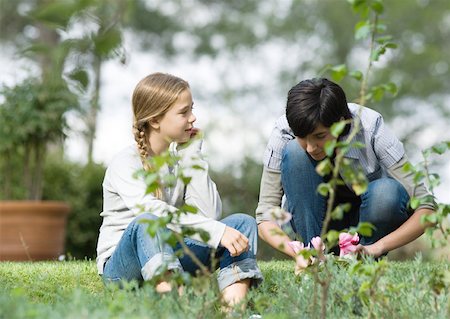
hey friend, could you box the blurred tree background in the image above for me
[1,0,449,260]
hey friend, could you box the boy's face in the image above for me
[296,124,335,161]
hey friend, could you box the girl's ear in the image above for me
[149,117,160,130]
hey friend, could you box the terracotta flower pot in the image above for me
[0,201,71,261]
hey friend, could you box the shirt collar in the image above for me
[339,114,363,160]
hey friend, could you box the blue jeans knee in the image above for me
[359,178,410,244]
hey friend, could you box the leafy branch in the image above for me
[134,144,213,280]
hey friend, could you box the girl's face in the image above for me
[296,123,334,161]
[156,89,196,144]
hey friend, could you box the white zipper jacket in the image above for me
[96,139,226,274]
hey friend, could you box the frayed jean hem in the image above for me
[216,258,263,291]
[141,252,183,281]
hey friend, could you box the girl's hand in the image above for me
[220,226,249,257]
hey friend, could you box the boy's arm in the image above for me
[356,207,434,256]
[258,221,297,258]
[256,167,296,258]
[357,155,435,256]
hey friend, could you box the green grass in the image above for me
[1,257,449,318]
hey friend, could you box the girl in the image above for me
[96,73,262,306]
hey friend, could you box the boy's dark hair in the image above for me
[286,78,352,138]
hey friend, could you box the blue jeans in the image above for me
[281,140,411,247]
[102,213,263,291]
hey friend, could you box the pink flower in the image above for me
[287,241,305,254]
[338,232,360,257]
[288,241,310,270]
[310,236,325,252]
[310,236,326,261]
[289,236,326,273]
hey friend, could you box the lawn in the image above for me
[1,256,449,318]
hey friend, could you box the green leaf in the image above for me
[355,20,371,40]
[352,180,368,195]
[413,171,425,184]
[180,204,198,214]
[326,230,340,247]
[410,197,420,210]
[191,164,205,170]
[402,162,413,173]
[356,222,375,237]
[370,0,384,14]
[144,173,159,186]
[324,139,337,157]
[431,142,448,155]
[331,206,344,220]
[146,183,159,195]
[181,176,192,185]
[370,86,385,101]
[375,35,393,44]
[383,82,398,95]
[385,42,398,49]
[30,1,80,29]
[68,69,89,89]
[317,183,331,196]
[94,28,122,58]
[316,158,332,176]
[330,64,348,82]
[331,121,347,137]
[350,70,363,81]
[351,141,366,149]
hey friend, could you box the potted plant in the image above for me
[0,76,78,261]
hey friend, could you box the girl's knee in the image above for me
[134,213,158,222]
[224,213,257,234]
[131,213,161,235]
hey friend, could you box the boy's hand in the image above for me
[220,226,249,257]
[354,243,384,258]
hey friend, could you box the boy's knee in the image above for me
[282,140,308,162]
[363,178,409,223]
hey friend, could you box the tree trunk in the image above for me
[86,54,102,164]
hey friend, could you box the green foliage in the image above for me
[135,144,214,277]
[1,259,448,318]
[0,78,78,200]
[402,141,450,248]
[42,155,105,259]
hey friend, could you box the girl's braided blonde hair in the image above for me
[132,72,190,198]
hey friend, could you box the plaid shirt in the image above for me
[263,103,405,181]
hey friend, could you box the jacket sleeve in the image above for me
[255,166,284,224]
